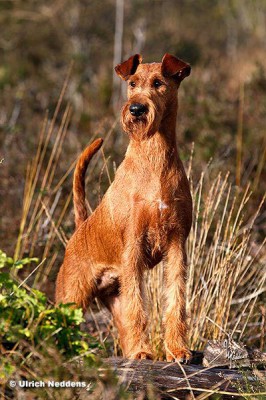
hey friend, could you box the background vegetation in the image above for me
[0,0,265,397]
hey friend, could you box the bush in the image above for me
[0,249,105,396]
[0,250,100,358]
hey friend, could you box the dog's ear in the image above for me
[115,54,142,80]
[161,53,191,82]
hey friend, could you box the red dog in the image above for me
[56,54,192,361]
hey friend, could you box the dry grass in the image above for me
[12,72,108,289]
[187,167,265,350]
[146,150,265,358]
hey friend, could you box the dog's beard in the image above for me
[121,99,163,139]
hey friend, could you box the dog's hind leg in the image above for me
[55,254,96,310]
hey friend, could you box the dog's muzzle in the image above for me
[129,103,147,117]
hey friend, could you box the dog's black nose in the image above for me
[129,103,147,117]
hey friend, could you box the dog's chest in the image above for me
[132,172,180,227]
[149,195,178,233]
[135,186,178,240]
[157,199,169,213]
[142,196,178,266]
[110,160,187,241]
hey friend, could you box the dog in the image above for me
[56,53,192,361]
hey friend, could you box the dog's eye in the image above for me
[129,81,136,88]
[153,79,163,88]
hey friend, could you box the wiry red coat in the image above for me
[56,53,192,361]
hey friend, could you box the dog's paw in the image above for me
[129,350,153,360]
[166,347,192,363]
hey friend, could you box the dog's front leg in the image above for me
[164,240,191,362]
[120,240,153,360]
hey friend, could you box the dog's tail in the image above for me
[73,138,103,229]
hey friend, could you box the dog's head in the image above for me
[115,54,191,139]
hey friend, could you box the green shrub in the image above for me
[0,250,100,358]
[0,249,104,389]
